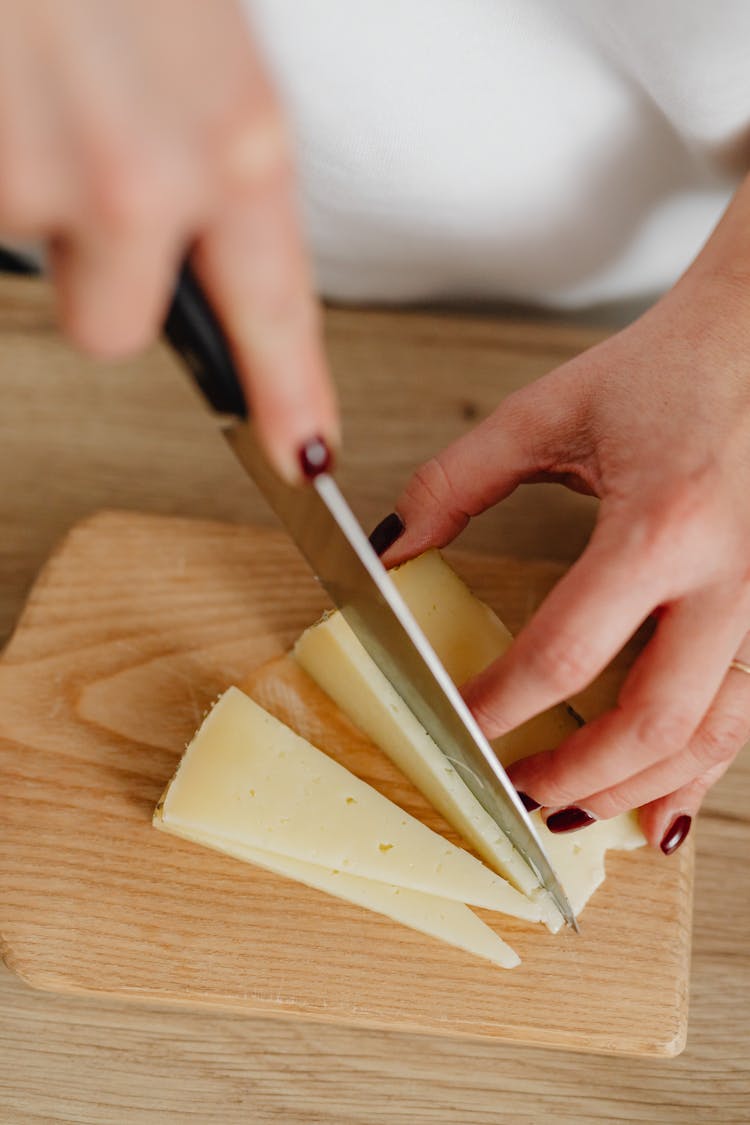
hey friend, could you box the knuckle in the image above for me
[524,630,598,697]
[536,768,582,811]
[88,147,168,233]
[470,697,518,741]
[628,472,717,567]
[222,105,290,192]
[525,741,589,810]
[692,710,748,768]
[508,752,580,811]
[405,457,468,525]
[659,468,717,528]
[633,705,695,757]
[590,788,631,820]
[470,705,499,742]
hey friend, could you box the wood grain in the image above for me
[0,275,748,1123]
[0,277,607,648]
[0,511,691,1056]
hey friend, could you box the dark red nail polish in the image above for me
[546,806,596,834]
[298,436,333,479]
[660,813,692,856]
[368,512,405,556]
[517,791,541,812]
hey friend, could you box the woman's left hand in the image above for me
[373,177,750,854]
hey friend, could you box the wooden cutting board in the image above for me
[0,510,693,1056]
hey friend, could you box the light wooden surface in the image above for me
[0,512,691,1056]
[0,275,748,1121]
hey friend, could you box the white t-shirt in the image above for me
[246,0,750,309]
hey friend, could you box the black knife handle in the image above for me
[164,265,248,418]
[0,248,249,419]
[0,245,39,276]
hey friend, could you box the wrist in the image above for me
[666,173,750,328]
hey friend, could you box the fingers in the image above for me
[507,585,749,811]
[631,762,728,855]
[48,127,200,357]
[378,372,595,566]
[573,642,750,839]
[0,2,338,484]
[637,761,730,854]
[461,516,672,739]
[191,173,338,484]
[51,221,185,359]
[0,7,73,236]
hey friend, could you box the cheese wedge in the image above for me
[389,551,579,768]
[157,687,545,920]
[154,810,519,969]
[295,610,544,898]
[391,551,645,913]
[295,550,644,914]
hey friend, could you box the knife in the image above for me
[163,266,578,930]
[0,247,578,931]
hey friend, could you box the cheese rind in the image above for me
[154,811,520,969]
[158,687,545,920]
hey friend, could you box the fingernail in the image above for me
[660,813,692,856]
[517,791,541,812]
[368,512,405,556]
[546,806,596,834]
[298,435,333,480]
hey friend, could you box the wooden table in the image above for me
[0,276,747,1123]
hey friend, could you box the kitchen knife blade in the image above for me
[165,267,579,931]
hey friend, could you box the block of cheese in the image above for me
[295,550,644,915]
[154,810,520,969]
[156,686,545,921]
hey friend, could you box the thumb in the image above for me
[373,374,593,566]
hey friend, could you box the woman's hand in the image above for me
[374,180,750,854]
[0,0,337,482]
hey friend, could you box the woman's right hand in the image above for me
[0,0,337,482]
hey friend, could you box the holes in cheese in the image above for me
[156,686,545,921]
[295,550,644,918]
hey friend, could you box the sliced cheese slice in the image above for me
[154,810,519,969]
[295,550,644,915]
[391,551,645,914]
[158,686,545,920]
[296,609,538,896]
[389,551,579,768]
